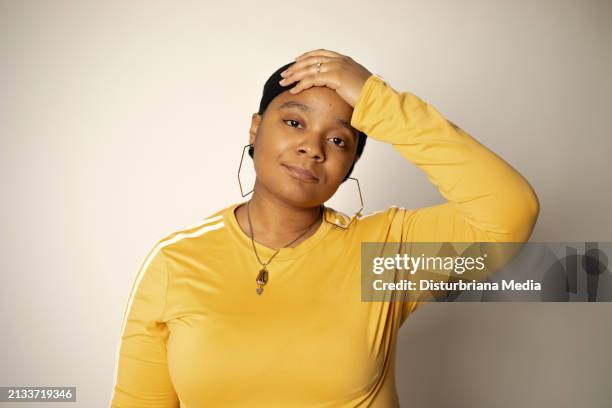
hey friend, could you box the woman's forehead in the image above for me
[272,87,353,119]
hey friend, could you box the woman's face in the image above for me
[249,86,360,208]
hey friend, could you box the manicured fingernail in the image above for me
[278,78,285,85]
[280,70,288,77]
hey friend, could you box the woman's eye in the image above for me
[330,137,347,148]
[283,119,302,128]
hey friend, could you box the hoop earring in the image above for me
[345,176,364,227]
[237,143,254,197]
[322,176,364,229]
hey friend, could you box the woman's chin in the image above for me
[275,188,324,207]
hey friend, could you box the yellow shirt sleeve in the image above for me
[350,74,540,321]
[110,244,179,407]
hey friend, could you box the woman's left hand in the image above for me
[278,49,373,108]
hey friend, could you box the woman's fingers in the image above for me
[283,62,341,94]
[281,49,346,78]
[288,72,334,94]
[279,58,338,85]
[280,56,337,78]
[280,48,372,107]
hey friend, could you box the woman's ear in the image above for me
[249,113,261,146]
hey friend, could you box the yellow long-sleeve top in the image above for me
[110,74,539,407]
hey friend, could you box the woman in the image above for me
[110,49,539,407]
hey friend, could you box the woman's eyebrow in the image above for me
[278,101,357,135]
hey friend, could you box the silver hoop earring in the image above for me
[344,176,364,227]
[322,176,364,229]
[237,143,254,197]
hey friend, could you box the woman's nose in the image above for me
[297,138,325,160]
[297,130,327,158]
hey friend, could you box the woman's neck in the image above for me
[234,190,323,249]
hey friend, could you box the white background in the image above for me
[1,0,611,406]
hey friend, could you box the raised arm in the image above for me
[351,74,539,244]
[110,244,179,408]
[350,74,540,320]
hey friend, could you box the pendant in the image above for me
[256,268,268,285]
[256,268,268,295]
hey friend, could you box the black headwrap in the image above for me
[249,61,367,183]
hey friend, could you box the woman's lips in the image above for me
[282,164,318,182]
